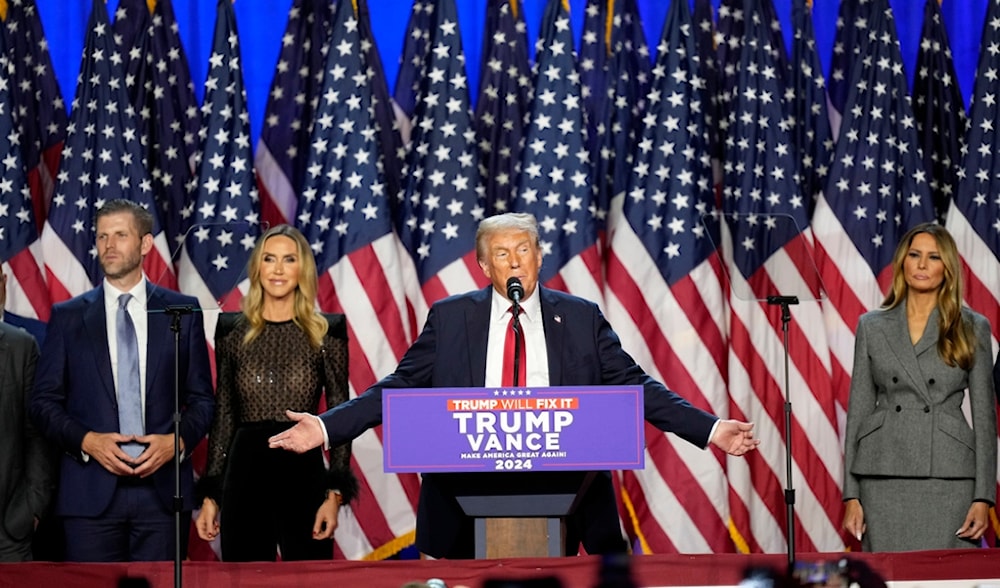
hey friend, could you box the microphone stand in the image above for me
[767,295,798,573]
[164,304,193,588]
[511,296,522,386]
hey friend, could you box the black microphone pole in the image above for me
[767,295,798,573]
[506,278,524,386]
[512,300,522,386]
[164,304,193,588]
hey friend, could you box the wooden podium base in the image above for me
[447,471,595,559]
[477,517,565,558]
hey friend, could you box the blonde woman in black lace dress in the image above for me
[194,225,356,561]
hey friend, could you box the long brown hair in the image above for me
[241,225,328,349]
[882,223,975,369]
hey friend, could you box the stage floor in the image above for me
[2,550,1000,588]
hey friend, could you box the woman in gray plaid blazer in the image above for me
[843,223,997,551]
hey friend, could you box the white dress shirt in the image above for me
[104,277,149,414]
[484,288,549,387]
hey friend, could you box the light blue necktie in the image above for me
[116,293,144,459]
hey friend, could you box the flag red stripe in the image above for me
[9,249,51,321]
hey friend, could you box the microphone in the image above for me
[506,277,524,302]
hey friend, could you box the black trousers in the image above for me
[220,422,332,561]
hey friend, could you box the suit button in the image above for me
[892,377,898,383]
[923,406,930,413]
[895,406,902,412]
[928,379,935,385]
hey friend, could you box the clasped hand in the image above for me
[82,431,183,477]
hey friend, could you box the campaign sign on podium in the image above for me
[382,385,645,474]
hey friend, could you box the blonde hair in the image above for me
[882,223,975,369]
[241,225,328,349]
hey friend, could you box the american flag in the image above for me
[828,0,863,138]
[812,0,936,422]
[2,0,65,328]
[393,0,487,305]
[713,0,788,155]
[4,0,67,230]
[587,0,651,241]
[945,0,1000,529]
[111,0,148,60]
[913,0,967,225]
[355,0,403,205]
[949,0,1000,337]
[295,0,421,560]
[393,0,435,121]
[39,0,174,303]
[789,0,834,218]
[579,0,609,206]
[177,0,259,315]
[515,0,601,302]
[604,0,732,553]
[0,16,49,330]
[714,0,743,121]
[253,0,332,230]
[474,0,531,216]
[692,0,724,164]
[115,0,202,252]
[718,0,842,553]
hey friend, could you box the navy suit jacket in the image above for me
[320,286,717,556]
[30,283,215,517]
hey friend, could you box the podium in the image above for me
[435,471,595,557]
[382,386,644,559]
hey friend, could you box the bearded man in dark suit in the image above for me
[31,200,214,561]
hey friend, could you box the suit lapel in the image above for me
[881,303,932,402]
[145,283,167,395]
[83,286,116,403]
[540,287,564,385]
[913,306,940,358]
[465,287,492,387]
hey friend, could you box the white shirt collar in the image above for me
[491,285,540,323]
[104,276,148,309]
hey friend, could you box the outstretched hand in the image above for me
[710,420,760,456]
[268,410,324,453]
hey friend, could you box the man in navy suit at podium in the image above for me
[270,213,759,558]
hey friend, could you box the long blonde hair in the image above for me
[241,225,328,349]
[882,223,975,369]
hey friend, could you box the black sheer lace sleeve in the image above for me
[321,329,357,503]
[198,322,239,504]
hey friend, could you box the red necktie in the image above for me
[502,305,526,387]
